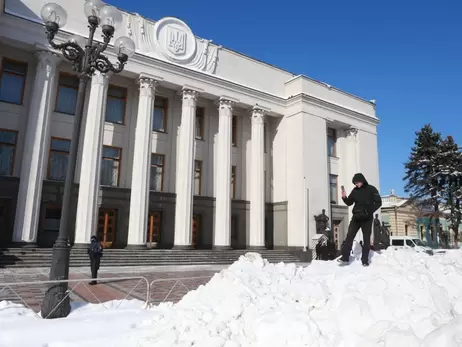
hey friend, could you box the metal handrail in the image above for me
[149,275,214,305]
[0,276,150,319]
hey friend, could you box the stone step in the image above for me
[0,248,303,268]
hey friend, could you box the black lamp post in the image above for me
[39,0,135,319]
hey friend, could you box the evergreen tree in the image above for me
[403,124,443,233]
[437,136,462,245]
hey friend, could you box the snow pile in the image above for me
[2,248,462,346]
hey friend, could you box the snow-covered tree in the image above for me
[403,124,443,232]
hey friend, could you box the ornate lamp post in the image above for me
[39,0,135,319]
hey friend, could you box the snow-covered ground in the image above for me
[2,244,462,347]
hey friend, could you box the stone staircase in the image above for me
[0,248,306,268]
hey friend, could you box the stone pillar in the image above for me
[12,50,60,245]
[73,72,110,245]
[344,127,362,241]
[249,107,266,248]
[213,97,234,249]
[126,75,159,248]
[173,88,199,248]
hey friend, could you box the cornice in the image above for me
[287,93,380,126]
[1,14,287,110]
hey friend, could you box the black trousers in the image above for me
[90,258,101,281]
[342,218,373,262]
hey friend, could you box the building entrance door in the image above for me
[0,199,10,245]
[147,211,162,247]
[192,214,201,248]
[97,209,117,248]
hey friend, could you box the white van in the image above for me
[390,236,433,255]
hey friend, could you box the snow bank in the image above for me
[2,247,462,347]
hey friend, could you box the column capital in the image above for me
[251,106,266,125]
[138,76,159,97]
[91,71,112,86]
[182,88,200,100]
[35,50,60,65]
[218,97,236,113]
[35,50,60,80]
[346,127,358,138]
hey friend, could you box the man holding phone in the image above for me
[340,173,382,266]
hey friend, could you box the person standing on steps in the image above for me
[340,173,382,266]
[88,235,103,285]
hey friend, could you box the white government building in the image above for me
[0,0,380,251]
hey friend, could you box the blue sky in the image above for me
[110,0,462,196]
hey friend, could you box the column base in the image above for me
[212,245,232,251]
[11,242,38,248]
[173,245,194,250]
[72,243,90,249]
[246,246,267,251]
[125,244,147,250]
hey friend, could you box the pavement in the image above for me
[0,264,229,313]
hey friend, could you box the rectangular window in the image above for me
[0,59,27,105]
[194,160,202,195]
[0,130,17,176]
[405,224,408,236]
[105,85,127,124]
[329,174,338,204]
[43,207,61,233]
[48,138,71,181]
[232,116,238,147]
[327,128,337,157]
[195,107,205,140]
[153,97,168,132]
[231,165,236,199]
[150,154,164,192]
[55,73,79,115]
[101,146,121,187]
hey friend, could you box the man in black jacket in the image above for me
[340,173,382,266]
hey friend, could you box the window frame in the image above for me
[327,128,337,157]
[194,160,202,195]
[42,204,62,233]
[232,115,238,147]
[47,136,71,181]
[105,84,127,125]
[231,165,237,199]
[0,128,18,176]
[329,174,338,204]
[153,96,168,133]
[0,58,28,105]
[195,107,205,140]
[150,153,165,192]
[54,72,79,115]
[101,145,122,187]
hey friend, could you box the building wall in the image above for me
[381,206,419,238]
[0,0,380,250]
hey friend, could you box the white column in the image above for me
[249,107,266,248]
[12,50,60,244]
[127,75,158,248]
[74,72,110,245]
[344,127,359,219]
[213,98,234,249]
[173,88,199,248]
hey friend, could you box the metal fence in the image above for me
[0,274,214,318]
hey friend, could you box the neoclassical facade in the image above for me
[0,0,380,250]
